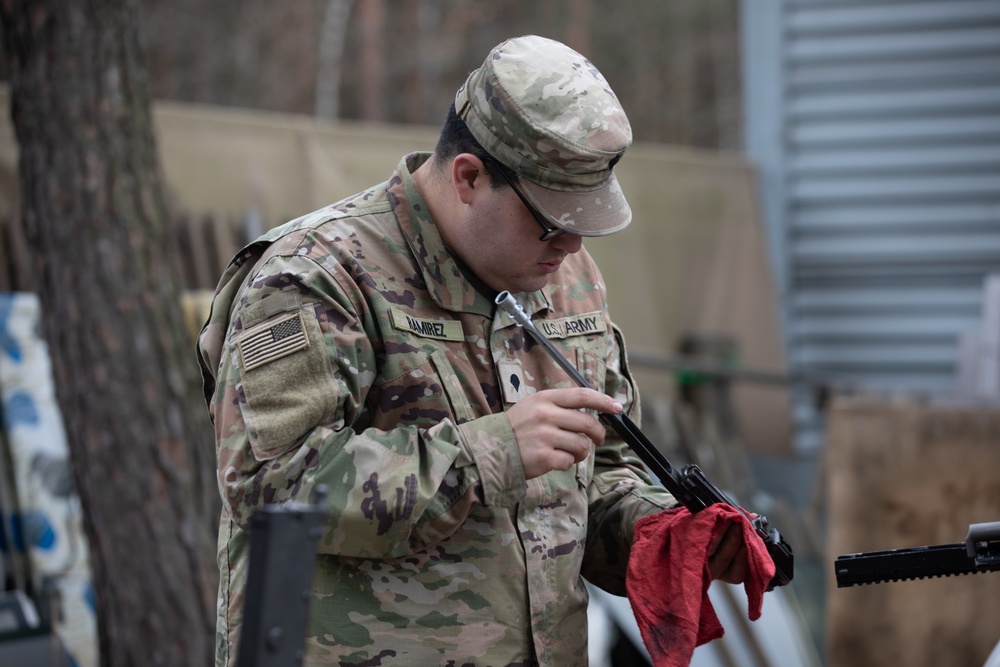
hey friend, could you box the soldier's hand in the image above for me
[505,388,622,480]
[708,520,749,584]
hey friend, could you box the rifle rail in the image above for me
[835,521,1000,587]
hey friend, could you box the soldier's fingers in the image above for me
[552,430,593,463]
[721,549,749,584]
[708,523,745,581]
[551,447,581,471]
[713,542,749,584]
[556,408,606,446]
[546,387,623,416]
[521,392,607,445]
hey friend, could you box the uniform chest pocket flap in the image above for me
[574,346,603,488]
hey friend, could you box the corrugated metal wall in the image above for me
[742,0,1000,450]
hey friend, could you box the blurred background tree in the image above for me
[0,1,218,665]
[138,0,741,149]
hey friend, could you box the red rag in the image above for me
[625,504,775,667]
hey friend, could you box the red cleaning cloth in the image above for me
[625,504,775,667]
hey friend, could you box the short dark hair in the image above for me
[433,103,514,189]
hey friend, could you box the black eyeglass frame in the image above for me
[481,154,567,241]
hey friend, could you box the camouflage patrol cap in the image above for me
[455,35,633,236]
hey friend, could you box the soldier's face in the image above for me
[466,184,584,293]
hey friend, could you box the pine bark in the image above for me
[0,1,218,665]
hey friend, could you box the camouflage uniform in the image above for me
[198,35,676,667]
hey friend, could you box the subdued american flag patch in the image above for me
[237,312,309,371]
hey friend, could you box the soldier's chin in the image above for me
[517,275,552,293]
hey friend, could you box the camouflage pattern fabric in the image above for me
[455,34,633,238]
[198,153,676,667]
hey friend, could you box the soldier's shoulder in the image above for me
[262,182,394,244]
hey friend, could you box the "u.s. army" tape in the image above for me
[536,312,606,339]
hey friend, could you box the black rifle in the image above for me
[494,291,793,590]
[237,486,328,667]
[835,521,1000,587]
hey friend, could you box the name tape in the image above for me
[390,309,464,341]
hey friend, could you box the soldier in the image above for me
[198,34,748,667]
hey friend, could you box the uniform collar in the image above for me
[392,152,551,319]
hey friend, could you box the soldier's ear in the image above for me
[452,153,488,205]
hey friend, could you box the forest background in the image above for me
[137,0,742,150]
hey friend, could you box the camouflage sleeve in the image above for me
[213,254,526,560]
[581,323,677,595]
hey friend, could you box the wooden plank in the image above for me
[825,396,1000,667]
[205,213,241,287]
[172,212,197,290]
[183,213,213,290]
[181,290,215,342]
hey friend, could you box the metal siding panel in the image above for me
[792,342,956,367]
[794,202,999,232]
[790,144,1000,174]
[791,115,1000,146]
[791,313,982,339]
[787,0,1000,33]
[791,285,984,311]
[744,0,1000,451]
[791,173,1000,202]
[790,243,1000,270]
[787,27,1000,62]
[789,87,1000,117]
[789,56,1000,90]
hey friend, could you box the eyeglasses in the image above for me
[482,155,566,241]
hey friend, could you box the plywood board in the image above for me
[825,396,1000,667]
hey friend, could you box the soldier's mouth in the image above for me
[539,256,565,273]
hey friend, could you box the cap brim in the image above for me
[518,172,632,237]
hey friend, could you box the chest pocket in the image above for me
[524,334,607,493]
[432,349,477,424]
[498,309,608,404]
[572,346,604,488]
[368,310,478,430]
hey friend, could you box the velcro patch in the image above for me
[536,311,606,339]
[390,309,464,341]
[238,312,309,371]
[498,360,530,403]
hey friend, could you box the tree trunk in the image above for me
[0,1,219,665]
[315,0,355,119]
[357,0,386,121]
